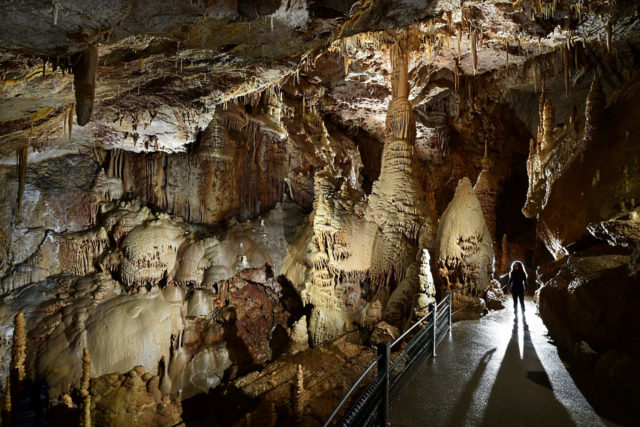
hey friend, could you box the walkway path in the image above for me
[391,298,616,426]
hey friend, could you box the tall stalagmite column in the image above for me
[366,41,437,286]
[80,348,91,427]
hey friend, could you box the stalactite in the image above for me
[605,22,612,52]
[15,147,27,220]
[533,65,537,93]
[53,1,59,25]
[471,31,477,75]
[73,45,98,126]
[80,348,91,427]
[454,60,460,91]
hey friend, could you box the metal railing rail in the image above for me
[324,289,466,427]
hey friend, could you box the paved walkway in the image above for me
[391,298,617,427]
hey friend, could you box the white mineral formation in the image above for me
[436,177,494,297]
[36,274,184,395]
[283,40,439,346]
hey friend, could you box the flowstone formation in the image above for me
[436,177,494,316]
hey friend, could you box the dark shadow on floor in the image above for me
[481,315,574,427]
[446,347,496,426]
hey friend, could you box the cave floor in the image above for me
[390,297,617,427]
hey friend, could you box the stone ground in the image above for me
[391,297,618,427]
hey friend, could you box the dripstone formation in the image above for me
[1,0,640,425]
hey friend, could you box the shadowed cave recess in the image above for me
[0,0,639,426]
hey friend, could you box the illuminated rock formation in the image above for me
[90,366,182,426]
[534,75,640,257]
[474,142,498,239]
[285,40,438,346]
[298,172,377,346]
[366,41,437,327]
[436,177,494,306]
[1,1,640,423]
[81,348,91,427]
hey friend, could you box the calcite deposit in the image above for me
[1,0,640,424]
[436,177,494,311]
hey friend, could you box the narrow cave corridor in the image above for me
[1,1,639,426]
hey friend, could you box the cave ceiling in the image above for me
[1,0,638,157]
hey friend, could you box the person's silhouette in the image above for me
[508,261,528,315]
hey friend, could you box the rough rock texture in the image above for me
[1,0,640,424]
[525,74,640,258]
[537,256,640,408]
[89,366,182,427]
[483,279,505,311]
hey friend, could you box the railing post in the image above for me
[447,290,452,333]
[432,301,437,357]
[377,343,390,426]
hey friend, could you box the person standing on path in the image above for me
[508,261,528,314]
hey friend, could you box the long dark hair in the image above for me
[509,261,527,279]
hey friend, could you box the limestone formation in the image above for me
[0,0,640,424]
[89,366,182,426]
[81,348,91,427]
[436,178,494,306]
[291,364,306,424]
[72,45,98,126]
[474,142,498,239]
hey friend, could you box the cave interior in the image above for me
[0,0,639,426]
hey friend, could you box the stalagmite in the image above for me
[291,364,306,423]
[471,31,477,75]
[73,45,98,126]
[540,98,555,154]
[11,312,26,382]
[474,141,498,238]
[81,348,92,427]
[584,75,604,146]
[436,178,494,301]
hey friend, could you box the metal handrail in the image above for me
[323,355,383,427]
[324,291,455,427]
[390,310,431,350]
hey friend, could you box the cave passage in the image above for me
[391,298,611,427]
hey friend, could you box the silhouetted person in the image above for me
[508,261,527,315]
